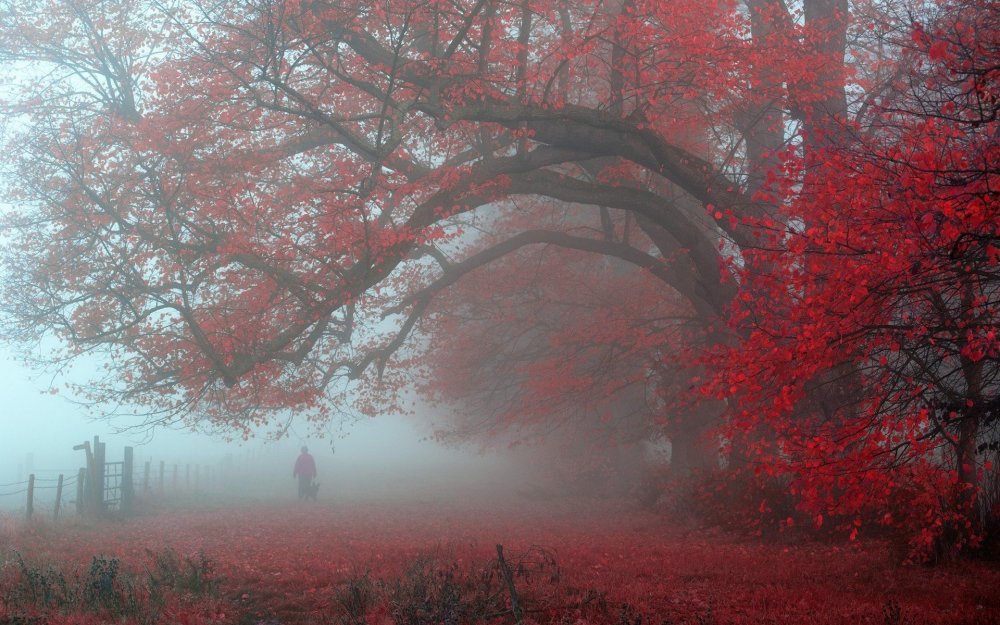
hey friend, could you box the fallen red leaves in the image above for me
[2,498,998,624]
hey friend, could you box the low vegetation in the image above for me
[1,500,998,624]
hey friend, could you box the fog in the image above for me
[0,352,525,514]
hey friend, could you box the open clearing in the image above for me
[2,498,998,625]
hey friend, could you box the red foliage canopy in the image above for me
[0,0,996,554]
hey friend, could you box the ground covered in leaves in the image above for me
[1,498,998,625]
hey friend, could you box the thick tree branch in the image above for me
[389,230,716,319]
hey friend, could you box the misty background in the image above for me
[0,351,522,513]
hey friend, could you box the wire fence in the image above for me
[0,476,77,492]
[0,441,264,522]
[1,459,231,519]
[0,474,78,517]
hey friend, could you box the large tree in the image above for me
[8,0,994,557]
[1,0,823,430]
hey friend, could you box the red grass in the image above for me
[2,498,998,624]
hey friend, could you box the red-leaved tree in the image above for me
[1,0,995,558]
[707,0,999,558]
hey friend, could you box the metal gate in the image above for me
[103,461,124,511]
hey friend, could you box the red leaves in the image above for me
[0,0,995,575]
[928,39,950,62]
[698,0,1000,561]
[5,501,1000,624]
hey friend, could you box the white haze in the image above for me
[0,351,525,513]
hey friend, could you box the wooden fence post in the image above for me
[76,468,86,515]
[159,460,165,493]
[186,464,191,491]
[122,446,134,515]
[173,464,178,490]
[92,437,106,516]
[94,436,108,516]
[26,474,34,520]
[496,544,524,625]
[72,441,94,517]
[143,461,151,494]
[54,474,64,521]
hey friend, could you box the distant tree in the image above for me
[414,209,679,490]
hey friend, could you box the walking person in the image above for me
[293,446,318,500]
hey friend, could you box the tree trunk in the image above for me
[957,411,981,532]
[958,345,985,538]
[669,417,718,477]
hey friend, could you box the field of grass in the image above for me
[2,497,998,624]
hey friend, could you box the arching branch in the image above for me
[390,229,716,319]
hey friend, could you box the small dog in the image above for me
[305,481,320,500]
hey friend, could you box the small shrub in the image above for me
[689,468,801,537]
[82,555,146,618]
[387,556,501,625]
[145,547,216,595]
[324,546,642,625]
[334,572,377,625]
[1,549,215,625]
[5,552,72,608]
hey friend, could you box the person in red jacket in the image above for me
[293,446,318,500]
